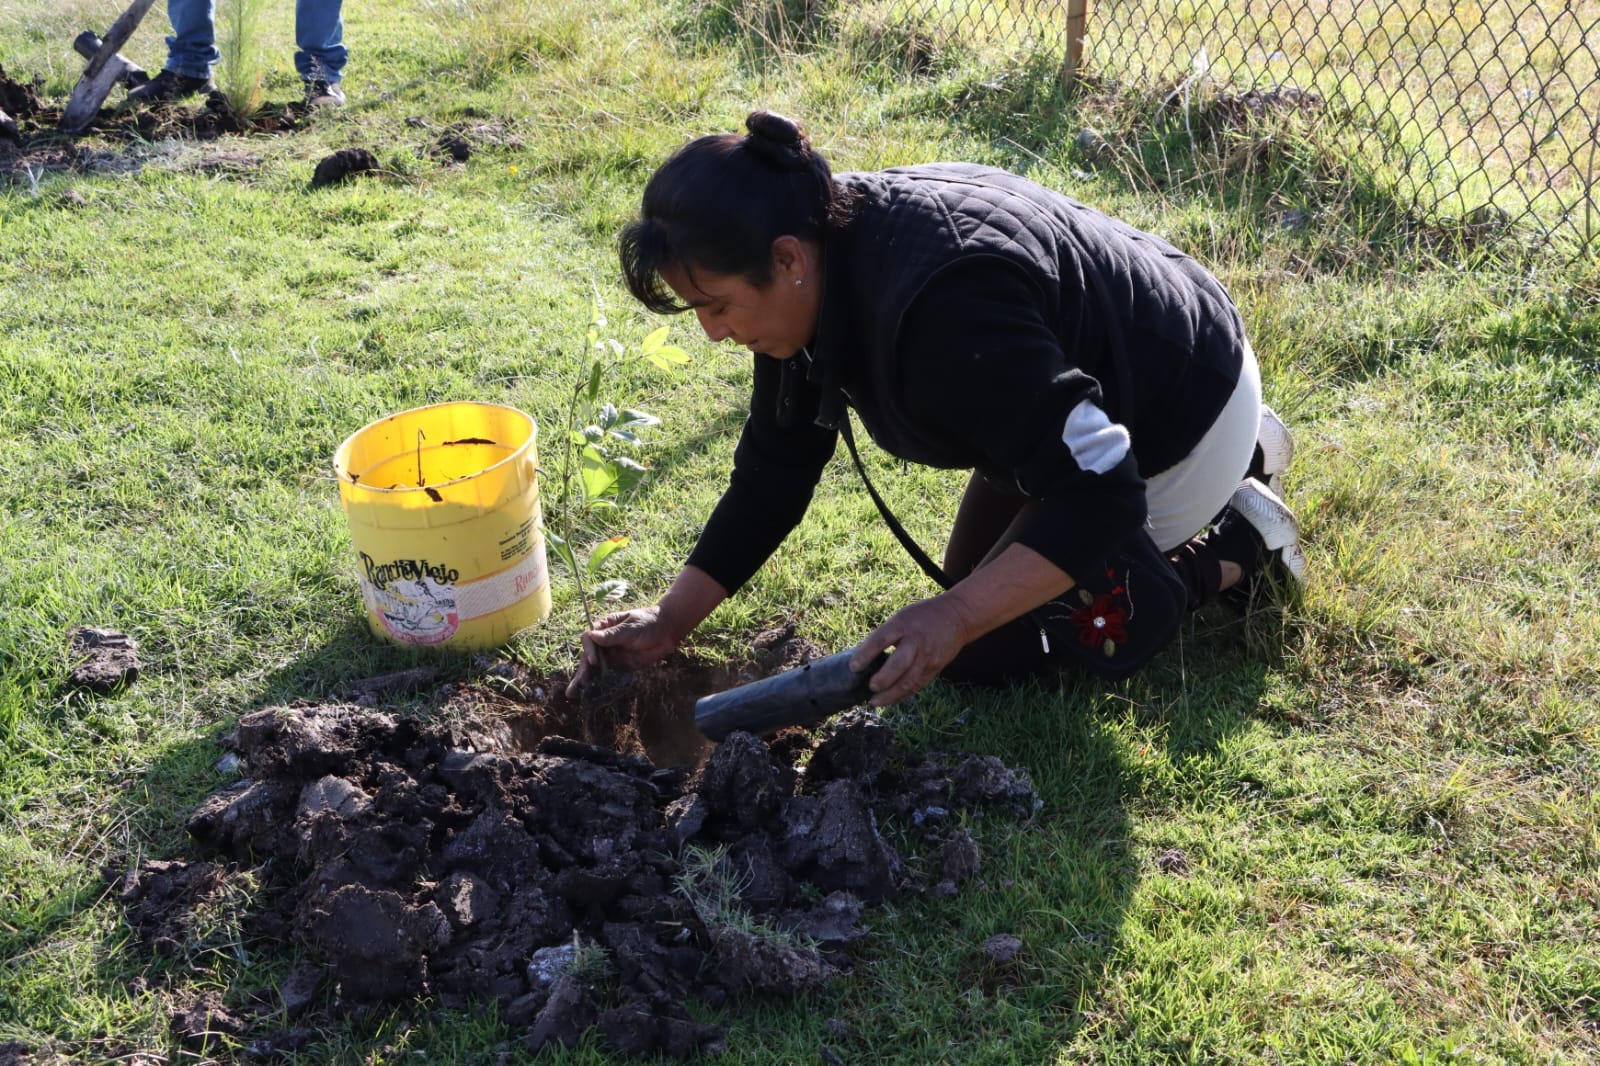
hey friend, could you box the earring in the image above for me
[793,278,803,286]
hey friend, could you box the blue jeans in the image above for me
[164,0,347,84]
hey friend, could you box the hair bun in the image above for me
[744,109,811,171]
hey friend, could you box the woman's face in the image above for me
[660,238,821,360]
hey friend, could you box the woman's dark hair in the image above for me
[618,110,858,314]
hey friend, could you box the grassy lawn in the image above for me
[2,0,1598,1062]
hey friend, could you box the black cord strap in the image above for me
[837,416,953,592]
[838,414,1056,652]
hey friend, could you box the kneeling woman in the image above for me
[569,110,1305,706]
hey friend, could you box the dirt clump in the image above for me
[169,990,249,1049]
[116,858,228,956]
[435,133,472,162]
[66,626,140,693]
[0,66,43,126]
[310,146,380,187]
[119,647,1040,1059]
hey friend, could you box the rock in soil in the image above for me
[119,658,1042,1060]
[67,626,139,693]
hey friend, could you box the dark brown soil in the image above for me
[0,65,312,181]
[0,1041,33,1066]
[0,66,526,188]
[310,146,379,188]
[66,626,140,693]
[117,630,1042,1059]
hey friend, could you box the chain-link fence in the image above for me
[826,0,1600,257]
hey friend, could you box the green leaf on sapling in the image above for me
[546,532,578,575]
[606,410,658,445]
[611,456,648,494]
[641,326,691,369]
[585,535,630,574]
[580,446,620,500]
[646,350,689,371]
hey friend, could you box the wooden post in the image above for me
[1061,0,1089,91]
[60,0,158,134]
[1585,113,1598,257]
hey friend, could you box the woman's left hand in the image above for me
[850,596,975,706]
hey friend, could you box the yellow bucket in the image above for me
[333,401,551,649]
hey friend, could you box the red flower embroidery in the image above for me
[1071,593,1128,649]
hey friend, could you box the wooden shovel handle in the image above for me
[82,0,158,81]
[60,0,158,133]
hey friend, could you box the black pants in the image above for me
[940,474,1200,685]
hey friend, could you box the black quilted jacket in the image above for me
[686,163,1247,595]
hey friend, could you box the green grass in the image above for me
[3,0,1600,1062]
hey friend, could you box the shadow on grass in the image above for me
[250,614,482,710]
[828,605,1275,1060]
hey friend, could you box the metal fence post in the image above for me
[1061,0,1089,90]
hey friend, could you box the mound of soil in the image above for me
[0,73,304,183]
[118,636,1041,1059]
[0,66,525,188]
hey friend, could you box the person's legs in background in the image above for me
[296,0,348,106]
[128,0,216,101]
[163,0,218,78]
[942,473,1028,582]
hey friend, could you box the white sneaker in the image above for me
[1228,479,1306,586]
[1257,405,1294,498]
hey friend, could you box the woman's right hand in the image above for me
[565,603,684,697]
[565,566,728,698]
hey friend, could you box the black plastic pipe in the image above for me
[694,647,887,741]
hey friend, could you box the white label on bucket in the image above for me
[365,575,462,646]
[359,550,549,646]
[455,550,548,621]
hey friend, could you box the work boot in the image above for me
[305,80,346,108]
[127,69,213,104]
[1245,404,1294,497]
